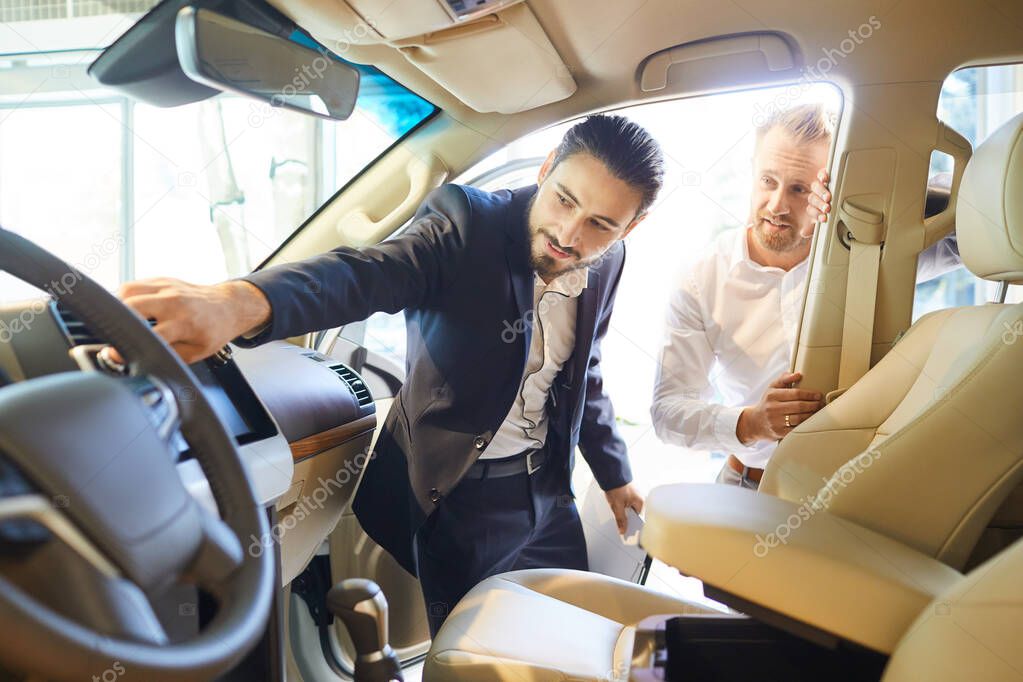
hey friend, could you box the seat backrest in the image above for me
[761,112,1023,570]
[881,536,1023,682]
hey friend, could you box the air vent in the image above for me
[52,301,156,347]
[328,363,373,407]
[52,302,103,346]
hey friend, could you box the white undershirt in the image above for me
[481,268,587,459]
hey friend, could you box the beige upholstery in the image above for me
[882,538,1023,682]
[425,91,1023,682]
[424,569,711,681]
[762,301,1023,569]
[640,483,963,653]
[957,111,1023,282]
[762,112,1023,571]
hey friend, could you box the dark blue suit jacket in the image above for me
[238,183,631,574]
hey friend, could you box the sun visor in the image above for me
[269,0,528,45]
[268,0,574,114]
[390,3,576,114]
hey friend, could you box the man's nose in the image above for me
[766,188,787,216]
[558,217,586,248]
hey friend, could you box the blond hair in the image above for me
[755,103,835,147]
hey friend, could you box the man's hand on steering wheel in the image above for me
[105,278,272,365]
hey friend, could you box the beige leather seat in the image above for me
[881,536,1023,682]
[424,569,711,681]
[424,114,1023,681]
[762,112,1023,572]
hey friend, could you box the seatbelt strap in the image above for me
[836,200,886,392]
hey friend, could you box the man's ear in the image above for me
[620,212,647,240]
[537,149,557,185]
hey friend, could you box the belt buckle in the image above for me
[526,450,541,475]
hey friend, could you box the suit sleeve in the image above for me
[577,247,633,492]
[232,184,472,346]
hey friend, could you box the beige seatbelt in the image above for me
[835,200,886,395]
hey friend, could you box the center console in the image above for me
[627,482,968,680]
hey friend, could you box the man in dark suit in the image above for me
[117,114,664,635]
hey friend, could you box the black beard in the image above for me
[530,249,592,280]
[524,192,599,279]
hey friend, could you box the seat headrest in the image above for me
[958,112,1023,281]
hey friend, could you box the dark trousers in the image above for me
[415,451,588,637]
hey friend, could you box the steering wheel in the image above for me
[0,227,274,681]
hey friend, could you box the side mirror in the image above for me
[174,6,360,121]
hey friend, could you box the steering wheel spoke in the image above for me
[185,507,245,593]
[0,493,121,579]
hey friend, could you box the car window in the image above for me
[913,63,1023,319]
[0,6,436,304]
[363,84,841,468]
[352,84,840,608]
[452,85,842,607]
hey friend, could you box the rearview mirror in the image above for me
[174,6,360,120]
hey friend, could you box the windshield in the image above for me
[0,1,436,303]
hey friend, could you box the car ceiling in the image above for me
[268,0,1023,144]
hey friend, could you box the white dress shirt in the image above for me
[651,227,964,469]
[651,228,806,469]
[483,268,588,459]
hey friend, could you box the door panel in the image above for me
[572,452,651,584]
[323,327,431,666]
[329,498,431,661]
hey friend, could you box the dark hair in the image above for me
[550,114,664,216]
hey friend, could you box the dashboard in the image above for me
[188,359,278,447]
[0,298,378,514]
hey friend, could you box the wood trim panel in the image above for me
[289,414,377,462]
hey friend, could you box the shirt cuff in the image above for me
[714,404,754,453]
[240,322,270,340]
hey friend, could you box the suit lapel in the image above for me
[504,186,537,371]
[505,246,534,333]
[570,268,601,395]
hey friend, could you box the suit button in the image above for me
[473,436,487,450]
[429,488,442,504]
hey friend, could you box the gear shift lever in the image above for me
[327,578,404,682]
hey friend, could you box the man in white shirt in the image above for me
[651,104,832,488]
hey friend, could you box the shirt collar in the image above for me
[536,267,589,299]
